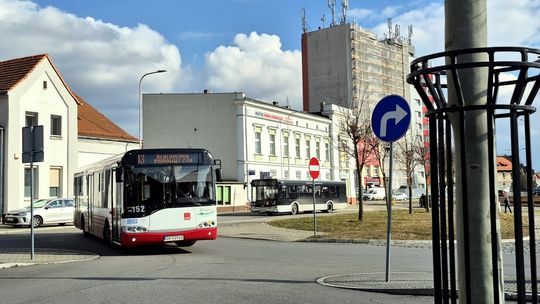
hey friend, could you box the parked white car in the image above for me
[393,192,408,201]
[5,198,74,228]
[363,187,386,200]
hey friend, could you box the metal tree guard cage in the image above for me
[407,47,539,303]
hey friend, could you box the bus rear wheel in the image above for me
[291,203,299,215]
[322,202,333,213]
[81,216,90,237]
[175,240,196,247]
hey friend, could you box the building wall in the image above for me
[78,137,138,168]
[143,92,359,208]
[143,92,239,181]
[4,61,78,211]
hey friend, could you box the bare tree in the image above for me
[395,135,424,214]
[332,86,378,222]
[416,141,430,212]
[372,141,391,209]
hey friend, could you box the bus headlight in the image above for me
[198,221,216,228]
[123,226,148,233]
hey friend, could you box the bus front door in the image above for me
[111,169,122,243]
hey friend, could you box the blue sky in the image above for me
[1,0,540,169]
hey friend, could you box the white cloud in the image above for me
[369,0,540,58]
[0,0,186,136]
[204,32,303,109]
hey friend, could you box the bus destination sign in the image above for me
[137,153,194,165]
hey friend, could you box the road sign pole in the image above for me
[385,142,394,282]
[30,154,34,260]
[371,95,411,284]
[308,157,320,238]
[313,178,317,237]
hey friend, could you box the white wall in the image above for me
[5,60,78,211]
[78,138,138,168]
[143,93,239,181]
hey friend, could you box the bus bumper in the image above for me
[121,227,217,247]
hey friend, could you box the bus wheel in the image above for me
[103,222,113,247]
[323,202,333,213]
[175,240,196,247]
[291,203,299,215]
[81,216,90,237]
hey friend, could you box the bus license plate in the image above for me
[164,235,184,242]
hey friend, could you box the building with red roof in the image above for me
[0,54,137,219]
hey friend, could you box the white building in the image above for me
[0,54,138,220]
[143,92,358,211]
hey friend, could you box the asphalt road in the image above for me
[0,224,435,304]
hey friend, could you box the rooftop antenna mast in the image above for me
[387,18,393,40]
[321,14,326,28]
[340,0,348,24]
[301,7,308,33]
[328,0,336,27]
[407,25,413,45]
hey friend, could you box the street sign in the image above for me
[371,95,411,142]
[309,157,320,179]
[22,126,44,163]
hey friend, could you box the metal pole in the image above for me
[385,142,393,282]
[446,0,502,302]
[138,70,167,148]
[313,178,317,237]
[30,155,34,260]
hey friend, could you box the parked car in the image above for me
[533,187,540,196]
[363,187,386,200]
[5,198,74,228]
[393,192,408,201]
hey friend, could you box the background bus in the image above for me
[74,149,222,248]
[250,179,347,215]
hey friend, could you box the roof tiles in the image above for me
[0,54,137,142]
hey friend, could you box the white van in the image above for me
[363,187,386,200]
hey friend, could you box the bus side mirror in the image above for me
[215,168,222,182]
[214,159,222,182]
[115,168,123,183]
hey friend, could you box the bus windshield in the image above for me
[253,185,278,201]
[123,164,214,217]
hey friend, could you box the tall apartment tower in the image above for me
[302,21,427,191]
[301,22,415,112]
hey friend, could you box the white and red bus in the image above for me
[74,148,222,248]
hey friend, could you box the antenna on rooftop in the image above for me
[301,7,308,33]
[328,0,337,27]
[408,25,413,45]
[387,18,393,39]
[340,0,348,24]
[321,14,326,28]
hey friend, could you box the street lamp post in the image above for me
[139,69,167,148]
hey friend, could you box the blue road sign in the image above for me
[371,95,411,142]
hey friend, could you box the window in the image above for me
[254,128,262,154]
[305,138,311,159]
[51,115,62,136]
[283,133,289,157]
[295,171,301,179]
[25,112,38,127]
[269,133,276,156]
[284,170,289,179]
[49,167,62,197]
[315,141,321,159]
[24,167,38,198]
[216,186,231,205]
[325,141,330,161]
[295,137,301,158]
[43,80,47,90]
